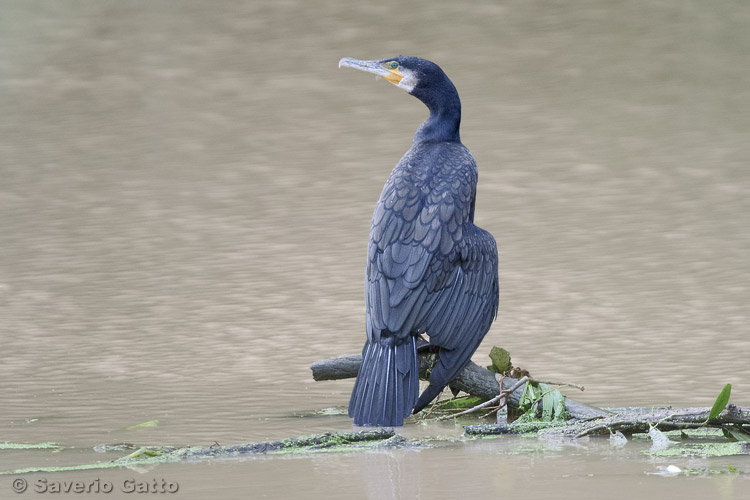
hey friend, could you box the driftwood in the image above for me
[2,430,404,475]
[310,352,610,421]
[311,353,750,441]
[184,429,398,458]
[567,404,750,437]
[466,404,750,438]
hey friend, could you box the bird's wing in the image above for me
[410,223,499,413]
[415,224,498,350]
[365,152,498,350]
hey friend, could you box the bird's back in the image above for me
[365,140,494,341]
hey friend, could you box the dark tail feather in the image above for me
[348,336,418,426]
[412,335,483,414]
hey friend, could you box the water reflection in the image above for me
[358,450,422,500]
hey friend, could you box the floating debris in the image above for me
[648,426,676,451]
[610,431,627,447]
[0,442,62,450]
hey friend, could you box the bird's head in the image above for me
[338,56,454,102]
[339,56,461,142]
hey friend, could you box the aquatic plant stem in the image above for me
[529,379,585,391]
[434,376,529,421]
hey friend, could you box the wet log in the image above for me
[184,429,398,458]
[311,354,363,381]
[466,404,750,438]
[310,353,610,421]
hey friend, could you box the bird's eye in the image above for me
[389,61,399,70]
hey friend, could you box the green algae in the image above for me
[266,435,413,456]
[0,442,62,450]
[0,430,400,475]
[465,419,570,437]
[647,441,748,458]
[2,427,747,476]
[185,429,397,459]
[663,428,725,438]
[7,459,161,475]
[121,446,179,459]
[434,396,487,410]
[2,445,192,475]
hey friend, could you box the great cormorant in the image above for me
[339,56,499,427]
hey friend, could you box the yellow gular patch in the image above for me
[382,69,404,85]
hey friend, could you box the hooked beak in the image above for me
[338,57,404,86]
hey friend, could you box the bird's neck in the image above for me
[413,86,462,144]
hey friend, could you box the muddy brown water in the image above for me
[1,1,749,498]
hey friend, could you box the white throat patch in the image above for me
[396,68,418,93]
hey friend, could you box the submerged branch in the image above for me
[2,430,401,475]
[465,404,750,437]
[184,429,398,458]
[570,404,750,438]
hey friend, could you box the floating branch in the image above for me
[184,429,398,458]
[2,430,400,475]
[465,404,750,438]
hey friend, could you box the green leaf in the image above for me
[541,385,554,420]
[515,382,534,414]
[126,420,160,430]
[723,426,750,442]
[534,383,567,422]
[488,347,512,373]
[553,390,567,421]
[708,384,732,421]
[436,396,486,410]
